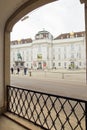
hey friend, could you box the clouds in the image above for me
[10,0,85,41]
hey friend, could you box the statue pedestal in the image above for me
[14,61,25,69]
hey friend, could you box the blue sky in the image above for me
[10,0,85,41]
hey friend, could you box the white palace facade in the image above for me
[10,30,86,70]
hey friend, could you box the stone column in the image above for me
[0,27,5,113]
[85,4,87,83]
[4,30,10,111]
[80,0,87,83]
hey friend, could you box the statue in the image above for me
[17,52,22,61]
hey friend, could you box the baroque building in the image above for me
[10,30,86,70]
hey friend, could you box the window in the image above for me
[71,44,74,51]
[64,54,66,59]
[58,48,60,52]
[78,53,81,59]
[58,62,61,66]
[53,62,55,67]
[79,62,82,66]
[64,47,66,52]
[64,62,66,67]
[71,53,74,58]
[38,45,41,52]
[79,45,81,51]
[58,55,61,60]
[53,56,55,60]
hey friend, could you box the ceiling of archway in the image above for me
[4,0,56,32]
[0,0,84,31]
[0,0,28,28]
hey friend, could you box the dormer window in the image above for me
[82,33,84,37]
[67,35,69,38]
[75,34,77,37]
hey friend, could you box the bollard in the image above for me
[29,71,31,76]
[62,73,64,79]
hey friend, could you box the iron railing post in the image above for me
[7,85,86,130]
[85,101,87,130]
[7,85,9,111]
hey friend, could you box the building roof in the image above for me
[11,38,32,45]
[11,31,85,45]
[54,31,85,40]
[35,30,50,37]
[38,30,49,34]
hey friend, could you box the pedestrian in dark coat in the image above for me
[24,67,27,75]
[17,68,20,74]
[11,67,14,74]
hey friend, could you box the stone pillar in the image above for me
[80,0,87,83]
[85,4,87,83]
[83,3,87,83]
[0,27,4,113]
[4,30,10,111]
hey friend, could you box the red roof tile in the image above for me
[54,31,85,40]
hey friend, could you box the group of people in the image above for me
[10,67,28,75]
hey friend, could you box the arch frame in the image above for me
[4,0,56,111]
[3,0,87,111]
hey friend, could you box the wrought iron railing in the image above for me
[7,85,87,130]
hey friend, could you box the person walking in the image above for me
[11,67,14,74]
[24,67,27,75]
[17,67,20,74]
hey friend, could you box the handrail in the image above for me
[7,85,87,130]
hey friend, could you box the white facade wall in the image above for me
[10,35,86,70]
[52,37,86,69]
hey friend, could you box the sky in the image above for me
[10,0,85,41]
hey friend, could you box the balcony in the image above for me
[2,85,86,130]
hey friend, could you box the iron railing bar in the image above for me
[7,85,87,103]
[7,85,86,130]
[85,102,87,130]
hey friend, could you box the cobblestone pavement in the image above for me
[11,72,87,100]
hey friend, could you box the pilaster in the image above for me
[83,1,87,83]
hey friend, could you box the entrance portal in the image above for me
[38,62,42,69]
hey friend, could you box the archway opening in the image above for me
[9,0,86,98]
[3,0,87,129]
[11,0,86,82]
